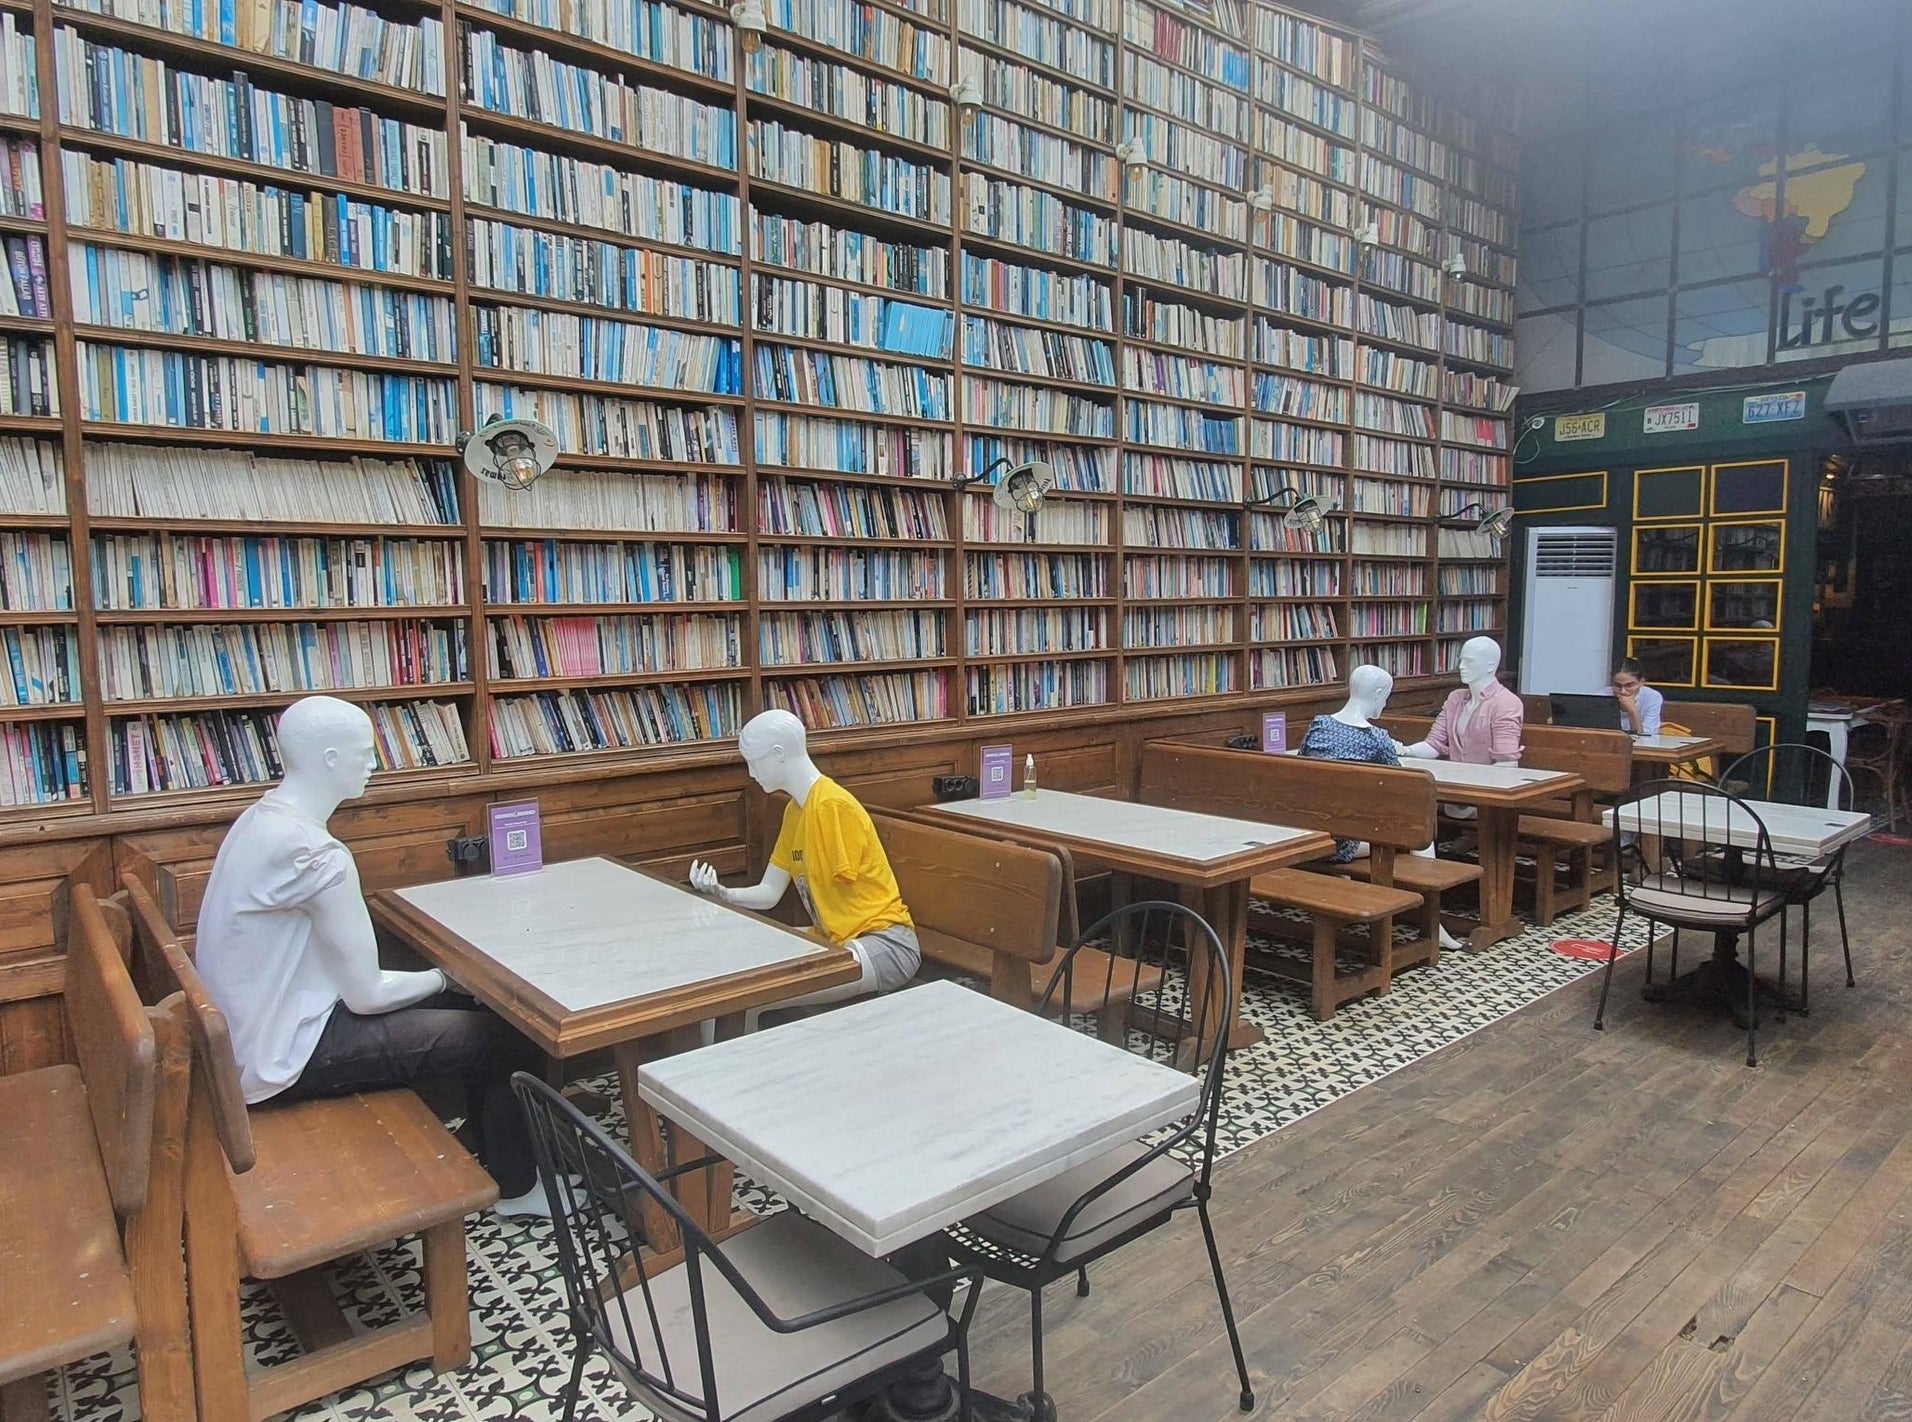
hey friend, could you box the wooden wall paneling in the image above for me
[534,765,752,883]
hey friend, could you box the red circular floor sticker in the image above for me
[1552,938,1620,960]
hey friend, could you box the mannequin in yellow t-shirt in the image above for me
[690,709,918,1026]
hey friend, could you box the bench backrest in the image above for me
[67,894,160,1215]
[1138,741,1437,851]
[869,810,1062,1001]
[122,873,258,1174]
[1662,700,1758,755]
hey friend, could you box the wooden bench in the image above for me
[0,895,194,1422]
[1514,727,1633,925]
[120,875,498,1422]
[1137,742,1440,1020]
[1334,852,1483,951]
[875,809,1166,1036]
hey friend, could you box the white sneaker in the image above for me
[494,1181,553,1219]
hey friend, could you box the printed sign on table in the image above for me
[1261,712,1287,754]
[980,744,1013,800]
[489,801,544,876]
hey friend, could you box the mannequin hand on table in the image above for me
[689,859,738,904]
[690,860,792,913]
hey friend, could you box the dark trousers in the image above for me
[275,993,541,1197]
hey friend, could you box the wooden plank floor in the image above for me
[964,841,1912,1421]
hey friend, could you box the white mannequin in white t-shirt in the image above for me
[1325,666,1463,953]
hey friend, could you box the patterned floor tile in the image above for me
[52,895,1641,1421]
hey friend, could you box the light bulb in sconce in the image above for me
[1248,187,1275,212]
[733,0,766,51]
[951,75,983,109]
[1444,250,1467,279]
[1116,139,1148,168]
[1357,220,1380,247]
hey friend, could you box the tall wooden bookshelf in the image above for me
[0,0,1517,819]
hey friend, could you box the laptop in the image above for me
[1550,692,1626,731]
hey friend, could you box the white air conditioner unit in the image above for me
[1520,526,1618,695]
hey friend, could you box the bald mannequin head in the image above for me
[1456,637,1503,691]
[275,695,377,817]
[737,708,821,801]
[1347,664,1394,721]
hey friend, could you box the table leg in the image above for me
[1641,927,1793,1029]
[612,1027,739,1252]
[1179,881,1260,1056]
[1826,721,1849,810]
[1464,806,1521,953]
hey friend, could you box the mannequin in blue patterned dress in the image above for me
[1299,664,1404,864]
[1300,664,1463,952]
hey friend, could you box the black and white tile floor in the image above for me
[48,896,1652,1422]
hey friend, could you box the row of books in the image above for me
[1350,522,1427,557]
[463,0,735,83]
[0,14,35,119]
[1125,552,1231,598]
[963,252,1110,331]
[1126,650,1237,700]
[1349,563,1426,594]
[755,213,946,297]
[966,605,1107,655]
[1439,565,1500,595]
[1442,369,1518,413]
[1248,560,1339,596]
[1123,604,1235,648]
[0,439,63,516]
[1124,109,1248,191]
[1126,168,1246,241]
[963,173,1114,265]
[71,246,458,362]
[759,545,945,601]
[769,0,947,85]
[1353,390,1435,439]
[0,234,50,319]
[1255,418,1341,465]
[1125,347,1245,408]
[965,376,1113,437]
[1126,399,1240,453]
[758,608,946,664]
[1125,225,1245,298]
[752,120,950,223]
[1360,154,1441,221]
[1255,372,1348,423]
[1357,293,1441,351]
[112,699,469,794]
[758,476,948,540]
[1123,505,1238,550]
[1257,115,1352,188]
[755,411,951,479]
[1359,109,1446,180]
[487,611,742,678]
[1359,346,1438,399]
[1351,475,1431,516]
[472,305,742,390]
[963,317,1113,384]
[1436,599,1500,634]
[0,137,43,220]
[98,618,468,699]
[955,47,1112,145]
[476,383,743,463]
[65,152,458,282]
[1363,247,1438,304]
[1440,447,1510,486]
[483,538,744,605]
[65,0,447,94]
[755,344,947,418]
[1259,66,1352,141]
[1257,322,1351,377]
[0,625,79,706]
[1125,453,1239,501]
[75,344,459,442]
[490,682,740,755]
[960,0,1112,85]
[462,27,737,166]
[478,468,736,533]
[1252,644,1336,689]
[966,113,1114,196]
[463,134,740,254]
[1261,212,1353,275]
[1440,410,1510,449]
[965,435,1110,493]
[0,339,54,419]
[1259,262,1351,325]
[1251,602,1336,641]
[1255,9,1354,89]
[1437,527,1500,560]
[748,43,951,151]
[1126,289,1242,358]
[1355,640,1427,677]
[965,659,1108,714]
[965,550,1106,599]
[1250,505,1343,551]
[470,218,742,325]
[57,34,450,197]
[0,723,87,804]
[963,491,1106,544]
[765,669,949,728]
[1124,51,1247,143]
[1443,320,1512,369]
[93,532,463,610]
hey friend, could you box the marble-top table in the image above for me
[1807,698,1902,809]
[918,790,1334,1053]
[1628,733,1724,767]
[370,857,859,1241]
[1604,794,1872,860]
[640,980,1200,1256]
[1403,759,1586,952]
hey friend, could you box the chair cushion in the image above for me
[606,1211,947,1422]
[0,1065,136,1383]
[1626,875,1785,927]
[962,1140,1193,1267]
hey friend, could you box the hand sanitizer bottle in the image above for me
[1023,753,1037,799]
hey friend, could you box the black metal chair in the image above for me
[1723,743,1857,1011]
[1596,780,1788,1066]
[511,1073,981,1422]
[942,900,1254,1416]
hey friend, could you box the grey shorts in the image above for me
[848,923,921,994]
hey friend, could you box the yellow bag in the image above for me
[1658,720,1716,783]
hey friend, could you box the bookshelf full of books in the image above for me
[0,0,1516,817]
